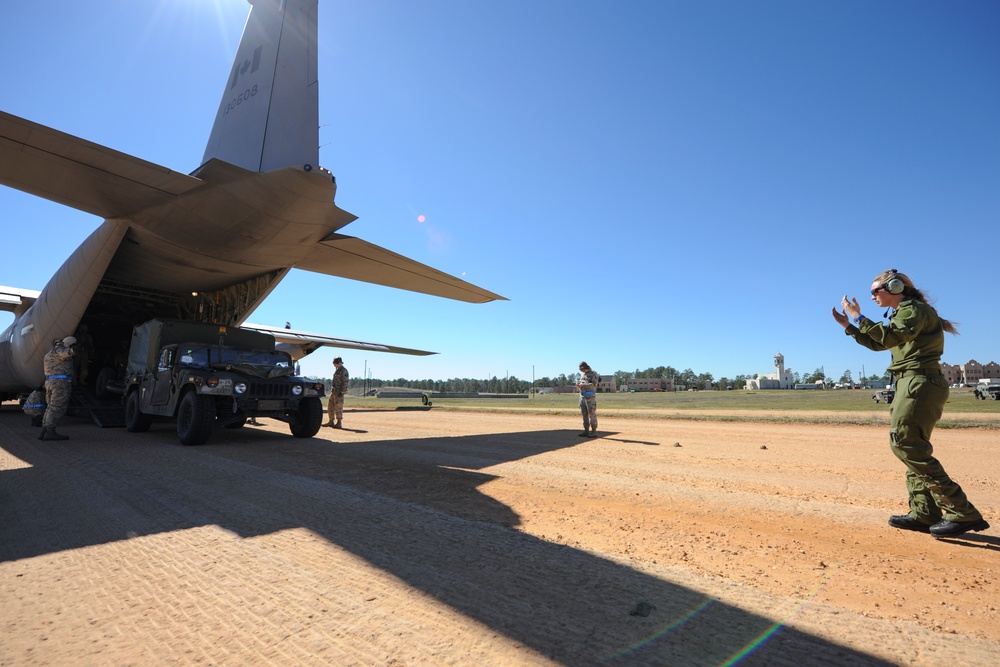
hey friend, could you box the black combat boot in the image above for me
[41,428,69,441]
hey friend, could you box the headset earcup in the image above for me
[886,277,904,294]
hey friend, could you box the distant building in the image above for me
[745,353,795,390]
[597,375,617,393]
[940,360,1000,385]
[553,374,617,394]
[628,377,675,392]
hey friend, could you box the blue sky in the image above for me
[2,0,998,384]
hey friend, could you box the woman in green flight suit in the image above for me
[832,269,989,539]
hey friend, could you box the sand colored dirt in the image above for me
[1,405,998,665]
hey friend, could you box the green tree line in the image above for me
[307,367,892,393]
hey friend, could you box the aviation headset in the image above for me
[881,269,905,295]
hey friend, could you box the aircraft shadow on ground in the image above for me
[0,407,894,666]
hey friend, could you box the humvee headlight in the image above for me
[234,382,247,394]
[291,384,303,396]
[206,376,219,388]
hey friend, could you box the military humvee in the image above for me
[872,389,895,404]
[973,380,1000,401]
[123,319,325,445]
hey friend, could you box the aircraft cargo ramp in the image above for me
[69,387,126,428]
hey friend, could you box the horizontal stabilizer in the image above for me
[0,285,40,314]
[0,111,202,218]
[297,234,507,304]
[243,322,437,359]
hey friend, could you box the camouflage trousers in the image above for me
[579,394,598,430]
[42,379,71,428]
[889,373,981,523]
[328,394,344,424]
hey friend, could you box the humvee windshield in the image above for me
[176,344,293,378]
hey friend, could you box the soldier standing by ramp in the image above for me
[40,336,76,441]
[326,357,349,429]
[73,324,94,387]
[577,361,600,437]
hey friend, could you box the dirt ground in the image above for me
[1,404,998,666]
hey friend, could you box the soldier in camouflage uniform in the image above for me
[22,386,46,427]
[577,361,600,437]
[40,336,76,441]
[326,356,349,428]
[833,269,989,539]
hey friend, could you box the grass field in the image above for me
[344,387,1000,429]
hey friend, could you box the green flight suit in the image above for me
[845,298,982,524]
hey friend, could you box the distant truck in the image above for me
[872,388,895,404]
[973,380,1000,401]
[122,319,325,445]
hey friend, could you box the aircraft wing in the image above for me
[242,322,437,359]
[0,110,203,218]
[0,285,40,315]
[297,233,507,304]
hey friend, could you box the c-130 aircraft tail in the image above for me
[203,0,320,173]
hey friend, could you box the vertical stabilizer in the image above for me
[201,0,319,173]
